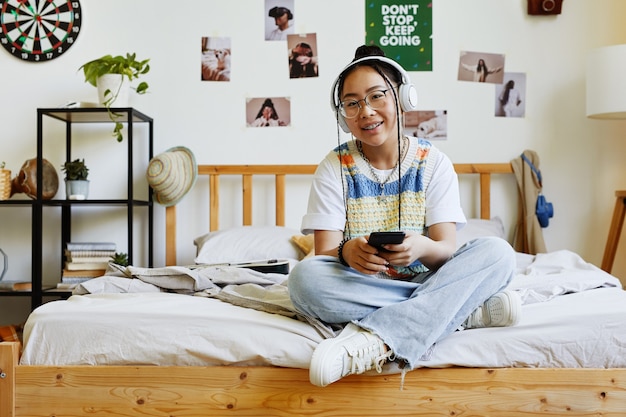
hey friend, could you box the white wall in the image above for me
[2,0,626,325]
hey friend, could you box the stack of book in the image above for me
[60,242,116,289]
[0,279,32,291]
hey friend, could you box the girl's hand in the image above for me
[342,236,389,275]
[374,224,457,271]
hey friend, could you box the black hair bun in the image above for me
[353,45,385,61]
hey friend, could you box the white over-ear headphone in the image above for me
[330,56,418,133]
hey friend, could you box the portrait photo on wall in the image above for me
[404,110,448,140]
[495,72,526,118]
[287,33,319,79]
[265,0,294,41]
[457,51,505,84]
[247,97,291,127]
[201,36,231,82]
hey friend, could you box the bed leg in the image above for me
[0,342,18,417]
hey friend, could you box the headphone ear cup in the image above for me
[398,83,418,112]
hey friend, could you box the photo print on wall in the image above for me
[404,110,448,140]
[495,72,527,118]
[265,0,295,41]
[201,36,231,81]
[458,51,505,84]
[247,97,291,127]
[287,33,319,79]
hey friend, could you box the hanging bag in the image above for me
[520,153,554,227]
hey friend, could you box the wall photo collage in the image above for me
[199,0,525,137]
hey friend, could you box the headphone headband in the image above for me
[330,56,418,132]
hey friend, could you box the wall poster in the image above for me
[365,0,432,71]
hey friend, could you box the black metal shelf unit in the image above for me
[0,107,154,310]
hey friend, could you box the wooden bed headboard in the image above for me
[164,163,514,265]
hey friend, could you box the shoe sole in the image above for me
[309,324,361,387]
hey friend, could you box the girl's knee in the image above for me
[288,260,310,295]
[460,236,515,268]
[288,256,330,298]
[485,237,515,264]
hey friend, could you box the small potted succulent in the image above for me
[110,252,129,267]
[79,52,150,142]
[61,159,89,200]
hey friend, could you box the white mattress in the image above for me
[21,292,322,367]
[20,250,626,370]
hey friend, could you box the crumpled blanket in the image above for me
[507,250,622,303]
[73,263,338,338]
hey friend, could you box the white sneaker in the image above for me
[462,290,521,329]
[309,323,393,387]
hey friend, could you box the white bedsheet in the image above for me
[20,293,322,367]
[20,250,626,369]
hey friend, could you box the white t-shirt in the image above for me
[267,24,294,41]
[250,117,281,127]
[301,138,466,234]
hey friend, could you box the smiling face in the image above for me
[340,66,399,148]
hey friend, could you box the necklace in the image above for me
[356,137,408,198]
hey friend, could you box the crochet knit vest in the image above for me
[336,138,436,277]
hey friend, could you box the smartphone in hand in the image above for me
[368,231,406,250]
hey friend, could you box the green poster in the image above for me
[365,1,432,71]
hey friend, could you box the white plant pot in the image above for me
[65,180,90,200]
[97,74,130,107]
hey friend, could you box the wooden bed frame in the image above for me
[2,163,625,417]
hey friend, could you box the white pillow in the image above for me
[194,225,302,264]
[456,217,506,249]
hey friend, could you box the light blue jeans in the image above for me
[288,237,516,369]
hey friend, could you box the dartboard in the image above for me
[0,0,81,62]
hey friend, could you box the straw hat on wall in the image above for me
[146,146,197,206]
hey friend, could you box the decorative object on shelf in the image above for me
[110,252,129,267]
[96,74,130,107]
[0,0,82,62]
[11,158,59,200]
[147,146,197,206]
[0,248,6,281]
[79,53,150,142]
[0,161,10,200]
[0,248,31,291]
[61,158,89,200]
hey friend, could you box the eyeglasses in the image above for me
[339,89,390,118]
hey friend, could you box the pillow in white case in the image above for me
[194,225,302,264]
[456,217,506,249]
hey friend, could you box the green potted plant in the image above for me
[110,252,129,267]
[61,158,89,200]
[79,52,150,142]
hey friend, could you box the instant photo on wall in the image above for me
[404,110,448,140]
[246,97,291,127]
